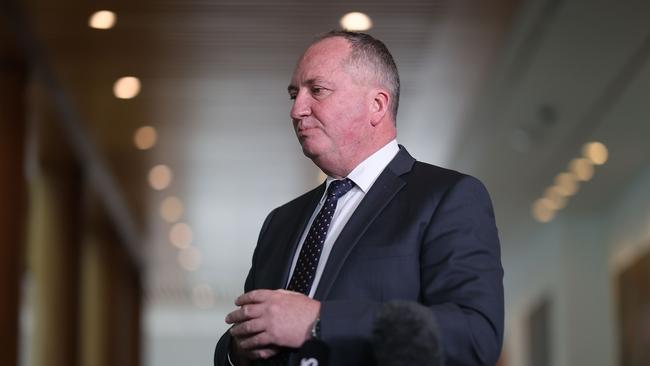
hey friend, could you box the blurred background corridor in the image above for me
[1,0,649,365]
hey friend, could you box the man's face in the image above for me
[288,38,372,169]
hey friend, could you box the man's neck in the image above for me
[318,137,397,179]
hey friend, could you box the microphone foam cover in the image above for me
[371,301,443,366]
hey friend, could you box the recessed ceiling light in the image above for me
[531,198,556,223]
[160,196,184,223]
[113,76,141,99]
[582,141,608,165]
[569,158,594,181]
[554,172,579,196]
[543,186,567,210]
[169,222,193,249]
[134,126,157,150]
[148,164,172,190]
[340,12,373,31]
[89,10,117,30]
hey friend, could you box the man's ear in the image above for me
[370,89,390,127]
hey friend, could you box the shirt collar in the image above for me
[323,139,399,195]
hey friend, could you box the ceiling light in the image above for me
[531,198,556,223]
[582,141,608,165]
[569,158,594,181]
[543,186,567,210]
[89,10,116,30]
[113,76,141,99]
[134,126,157,150]
[148,164,172,190]
[554,172,579,196]
[340,12,373,31]
[178,246,202,271]
[160,196,184,223]
[169,222,193,249]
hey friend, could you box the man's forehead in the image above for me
[297,38,347,65]
[291,38,350,77]
[305,36,350,55]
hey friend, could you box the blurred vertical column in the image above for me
[80,197,142,366]
[26,89,143,366]
[79,211,112,366]
[26,81,83,366]
[0,17,27,366]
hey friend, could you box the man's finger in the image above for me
[246,348,279,360]
[234,289,272,306]
[230,318,265,337]
[225,304,262,324]
[233,338,281,360]
[238,331,273,350]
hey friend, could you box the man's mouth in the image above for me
[297,127,318,138]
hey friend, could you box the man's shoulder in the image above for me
[411,160,463,178]
[405,159,490,199]
[409,160,466,185]
[390,146,472,188]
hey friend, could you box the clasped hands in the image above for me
[226,289,321,362]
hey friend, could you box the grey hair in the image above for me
[314,30,401,121]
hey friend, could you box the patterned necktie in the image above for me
[257,179,354,366]
[287,178,355,295]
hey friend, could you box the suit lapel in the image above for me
[313,147,415,300]
[271,184,325,289]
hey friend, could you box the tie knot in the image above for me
[327,178,354,200]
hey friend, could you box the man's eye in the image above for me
[311,87,323,94]
[289,94,296,100]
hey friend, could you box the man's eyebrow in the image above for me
[287,78,323,93]
[304,78,322,85]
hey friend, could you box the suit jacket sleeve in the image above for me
[318,175,504,365]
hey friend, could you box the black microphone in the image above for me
[371,301,444,366]
[290,339,330,366]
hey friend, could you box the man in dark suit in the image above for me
[214,31,503,366]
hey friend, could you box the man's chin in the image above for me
[299,141,323,159]
[301,146,319,160]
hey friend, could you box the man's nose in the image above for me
[290,91,311,120]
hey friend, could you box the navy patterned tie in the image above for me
[254,179,354,366]
[287,178,355,295]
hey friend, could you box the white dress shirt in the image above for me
[286,139,400,297]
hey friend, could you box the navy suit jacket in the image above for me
[214,147,504,365]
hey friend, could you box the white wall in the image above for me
[503,166,650,366]
[144,302,231,366]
